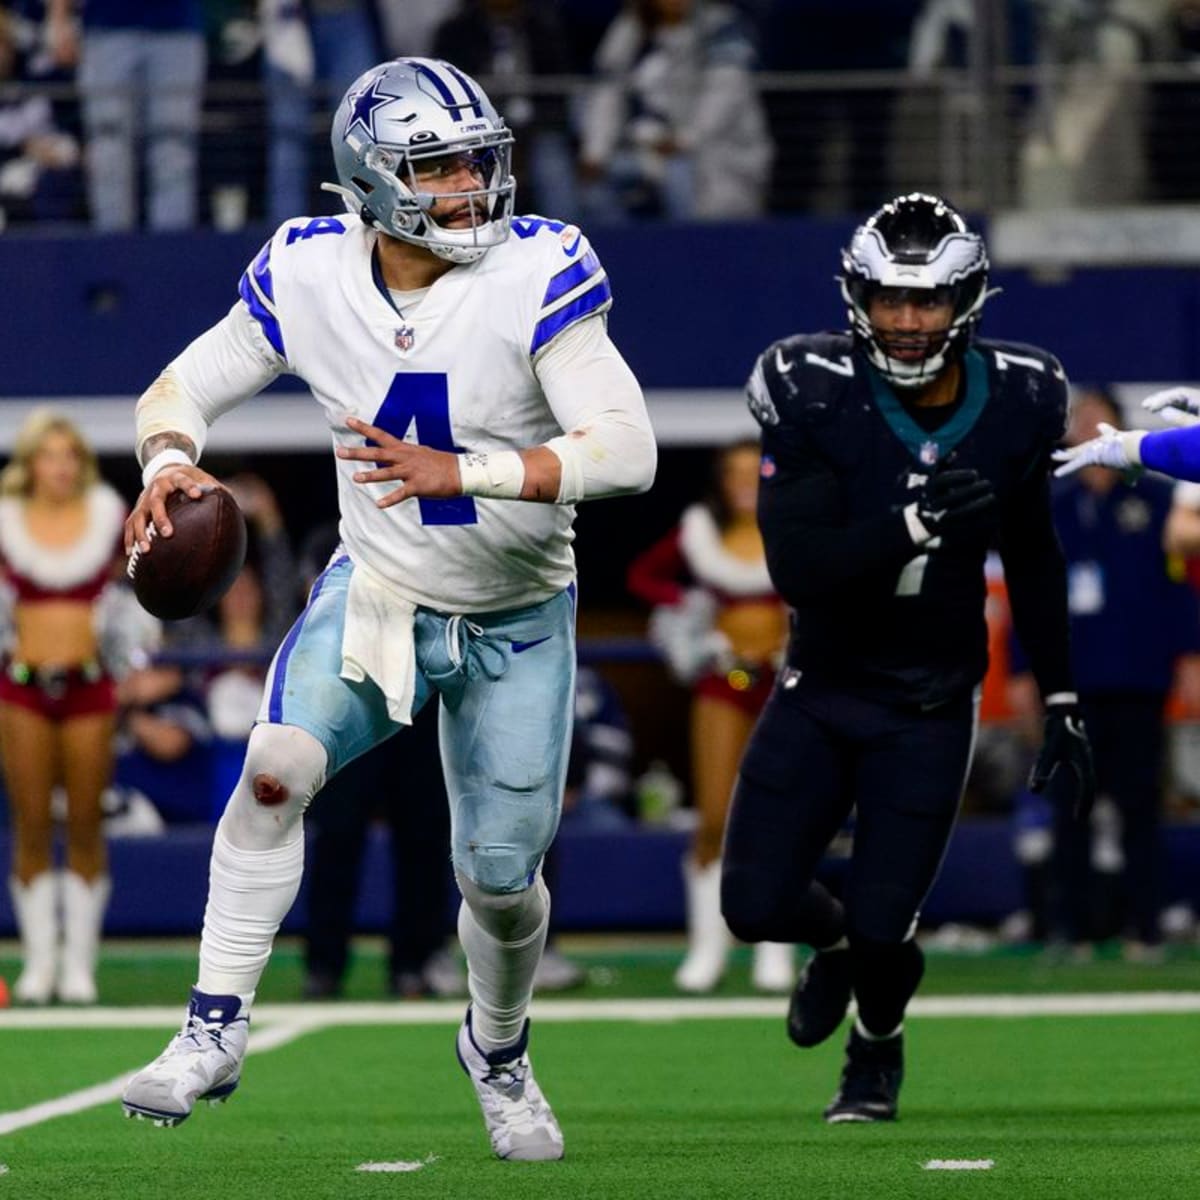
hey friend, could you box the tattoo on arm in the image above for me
[139,432,197,464]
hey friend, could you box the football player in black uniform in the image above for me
[721,193,1096,1123]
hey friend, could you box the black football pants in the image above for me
[722,677,977,948]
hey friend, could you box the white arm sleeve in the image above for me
[534,315,657,503]
[135,302,285,464]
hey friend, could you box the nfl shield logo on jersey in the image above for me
[919,440,939,466]
[395,324,416,352]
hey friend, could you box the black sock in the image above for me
[848,934,924,1037]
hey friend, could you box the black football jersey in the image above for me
[748,332,1070,708]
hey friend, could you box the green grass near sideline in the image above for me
[2,1016,1199,1200]
[3,937,1199,1008]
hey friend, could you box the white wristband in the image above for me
[141,448,195,489]
[457,450,526,500]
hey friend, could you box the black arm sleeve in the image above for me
[998,463,1075,699]
[756,422,920,605]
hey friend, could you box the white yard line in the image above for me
[2,992,1200,1031]
[2,992,1198,1138]
[0,1019,319,1137]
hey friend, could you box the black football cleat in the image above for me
[787,948,853,1048]
[823,1027,904,1123]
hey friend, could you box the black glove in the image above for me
[915,468,996,539]
[1029,702,1096,821]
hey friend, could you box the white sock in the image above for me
[457,874,549,1052]
[197,827,304,999]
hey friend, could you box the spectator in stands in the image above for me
[628,439,791,992]
[46,0,207,231]
[564,663,635,827]
[433,0,580,219]
[297,520,464,1001]
[1011,386,1200,960]
[112,663,213,825]
[376,0,457,59]
[577,0,772,220]
[761,0,916,213]
[261,0,379,224]
[0,408,157,1005]
[0,6,80,226]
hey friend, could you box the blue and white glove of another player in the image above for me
[1141,386,1200,426]
[1052,423,1145,478]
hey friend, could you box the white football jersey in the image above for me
[238,213,614,612]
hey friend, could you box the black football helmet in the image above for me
[839,193,991,389]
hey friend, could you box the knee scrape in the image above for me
[253,773,288,807]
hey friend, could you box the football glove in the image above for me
[1052,422,1145,478]
[1029,701,1096,822]
[910,468,996,541]
[1142,386,1200,427]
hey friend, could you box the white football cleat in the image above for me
[456,1008,564,1161]
[122,989,249,1127]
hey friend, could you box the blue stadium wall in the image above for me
[1,218,1198,395]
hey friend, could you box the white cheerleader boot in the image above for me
[57,871,110,1004]
[752,941,795,993]
[9,873,58,1005]
[674,857,731,993]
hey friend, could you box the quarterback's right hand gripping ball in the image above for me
[127,487,248,620]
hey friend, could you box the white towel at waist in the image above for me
[339,564,418,725]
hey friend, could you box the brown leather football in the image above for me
[127,487,247,621]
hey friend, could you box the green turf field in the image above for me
[1,942,1199,1199]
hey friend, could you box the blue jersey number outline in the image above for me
[371,373,477,526]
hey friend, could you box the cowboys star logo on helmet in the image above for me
[343,71,407,142]
[324,57,515,266]
[839,193,994,389]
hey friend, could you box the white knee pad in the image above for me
[456,869,548,943]
[220,724,328,852]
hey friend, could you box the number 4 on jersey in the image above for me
[372,374,478,526]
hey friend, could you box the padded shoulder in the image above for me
[747,331,858,429]
[975,338,1069,441]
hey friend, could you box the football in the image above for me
[127,487,248,621]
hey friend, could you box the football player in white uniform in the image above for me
[119,58,656,1161]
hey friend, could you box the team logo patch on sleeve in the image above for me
[760,454,777,479]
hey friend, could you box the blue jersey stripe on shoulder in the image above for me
[541,250,602,310]
[238,271,286,359]
[530,277,612,356]
[250,240,275,304]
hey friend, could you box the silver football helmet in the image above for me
[324,58,515,265]
[839,193,991,389]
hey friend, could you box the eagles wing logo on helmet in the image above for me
[838,193,992,389]
[323,58,516,266]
